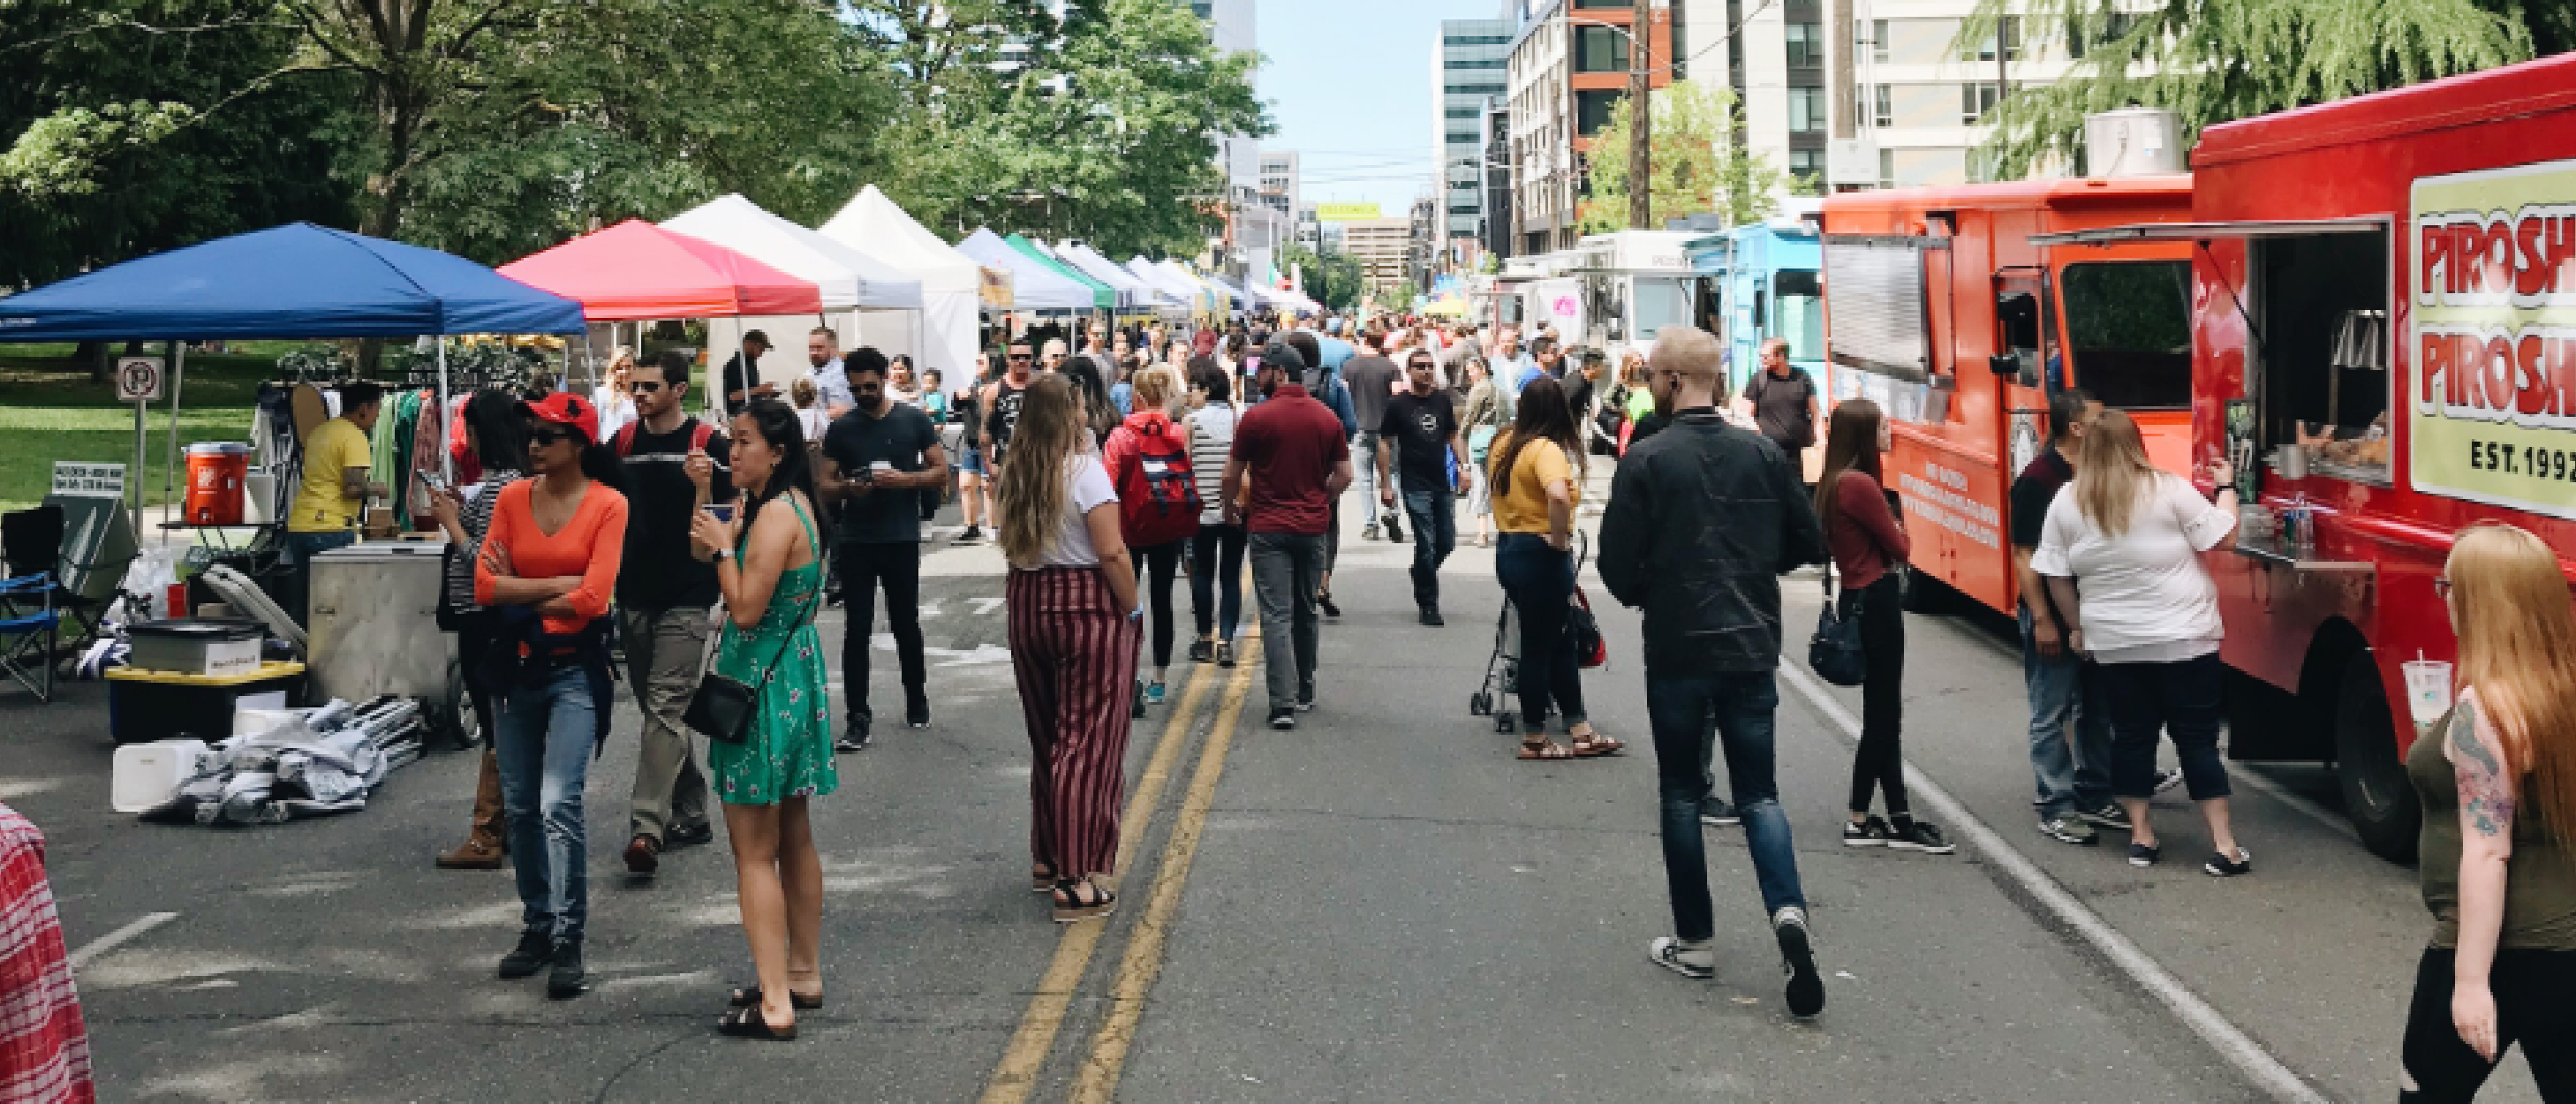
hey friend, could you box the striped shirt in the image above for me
[1185,403,1238,526]
[442,469,521,615]
[0,805,94,1104]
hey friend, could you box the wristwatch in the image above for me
[712,547,732,561]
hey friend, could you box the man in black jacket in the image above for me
[1598,325,1829,1018]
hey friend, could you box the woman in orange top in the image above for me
[474,391,628,1000]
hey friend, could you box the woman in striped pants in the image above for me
[996,375,1142,923]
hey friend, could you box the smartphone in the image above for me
[421,470,452,495]
[706,503,735,524]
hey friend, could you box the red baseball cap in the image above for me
[523,391,600,445]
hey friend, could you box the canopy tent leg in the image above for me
[436,340,453,483]
[162,342,185,544]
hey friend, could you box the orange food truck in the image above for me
[1818,175,2197,616]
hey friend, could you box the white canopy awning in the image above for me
[663,194,924,311]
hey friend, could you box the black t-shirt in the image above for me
[1379,389,1458,493]
[823,403,938,545]
[721,352,761,407]
[2008,445,2074,551]
[984,378,1029,465]
[1342,355,1400,432]
[617,419,734,610]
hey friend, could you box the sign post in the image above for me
[115,356,164,523]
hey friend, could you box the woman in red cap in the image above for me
[474,390,629,1000]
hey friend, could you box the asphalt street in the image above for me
[1,465,2537,1102]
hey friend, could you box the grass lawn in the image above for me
[0,343,292,515]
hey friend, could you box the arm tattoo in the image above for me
[2454,699,2517,839]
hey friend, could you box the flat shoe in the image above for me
[1052,877,1117,923]
[729,987,823,1010]
[717,1005,798,1041]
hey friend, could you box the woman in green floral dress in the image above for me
[689,398,835,1042]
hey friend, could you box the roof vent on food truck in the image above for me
[2084,109,2184,178]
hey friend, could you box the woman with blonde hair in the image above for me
[596,347,638,442]
[2400,522,2576,1099]
[2033,409,2245,873]
[997,375,1141,922]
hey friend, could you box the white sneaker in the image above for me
[1648,936,1715,979]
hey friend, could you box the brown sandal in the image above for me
[1518,737,1574,760]
[1571,732,1625,757]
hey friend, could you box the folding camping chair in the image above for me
[3,504,124,646]
[0,572,58,701]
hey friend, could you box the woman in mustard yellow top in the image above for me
[1488,377,1620,760]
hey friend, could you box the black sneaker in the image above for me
[2077,801,2133,830]
[1189,638,1214,663]
[1841,816,1892,847]
[1296,680,1316,712]
[1886,820,1956,854]
[1386,520,1406,543]
[498,926,554,979]
[1268,707,1296,730]
[906,692,931,729]
[1318,592,1342,620]
[1699,797,1741,826]
[2203,847,2254,878]
[1215,641,1235,668]
[666,820,715,848]
[2152,767,2187,796]
[954,525,983,545]
[1773,906,1825,1017]
[1418,608,1445,626]
[835,716,872,753]
[2127,841,2163,867]
[547,939,588,1000]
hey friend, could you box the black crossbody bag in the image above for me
[684,538,821,745]
[1807,571,1868,687]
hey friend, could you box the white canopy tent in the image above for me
[1127,258,1208,313]
[1052,241,1162,310]
[664,194,926,391]
[818,185,983,382]
[956,229,1096,312]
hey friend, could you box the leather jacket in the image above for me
[1598,409,1827,674]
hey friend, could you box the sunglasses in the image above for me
[531,427,581,446]
[632,381,666,393]
[1009,352,1033,361]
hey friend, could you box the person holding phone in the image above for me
[819,349,947,749]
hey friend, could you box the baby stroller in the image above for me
[1469,532,1588,735]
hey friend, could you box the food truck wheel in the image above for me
[2333,651,2419,863]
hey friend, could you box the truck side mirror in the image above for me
[1989,352,2021,377]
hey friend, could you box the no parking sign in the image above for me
[115,356,163,402]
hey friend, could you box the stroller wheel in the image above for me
[1493,713,1519,735]
[1469,692,1492,716]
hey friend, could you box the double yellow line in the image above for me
[978,638,1263,1104]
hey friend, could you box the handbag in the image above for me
[1568,585,1608,669]
[683,584,820,745]
[1469,424,1499,465]
[1807,572,1868,687]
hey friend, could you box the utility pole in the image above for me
[1629,0,1653,230]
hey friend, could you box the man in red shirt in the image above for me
[1221,343,1355,730]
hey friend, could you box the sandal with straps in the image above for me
[1518,737,1574,760]
[1052,876,1118,924]
[1570,732,1626,758]
[716,1004,799,1041]
[729,986,823,1010]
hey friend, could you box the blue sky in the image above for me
[1256,0,1501,216]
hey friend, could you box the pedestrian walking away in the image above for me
[819,348,948,749]
[2398,523,2576,1100]
[2033,409,2247,874]
[1224,342,1354,730]
[1184,359,1248,669]
[429,390,529,871]
[997,375,1142,923]
[1379,348,1467,625]
[1815,399,1950,853]
[475,391,630,1000]
[1598,326,1827,1017]
[609,351,730,877]
[1486,375,1618,760]
[1103,367,1199,709]
[1280,330,1356,619]
[688,399,836,1042]
[1341,341,1401,540]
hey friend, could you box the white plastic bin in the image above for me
[112,739,209,813]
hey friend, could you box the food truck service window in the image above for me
[1774,269,1824,363]
[2059,261,2194,412]
[2254,228,2392,482]
[1824,235,1941,425]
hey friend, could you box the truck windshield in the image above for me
[2059,261,2193,410]
[1635,277,1694,338]
[1775,270,1823,361]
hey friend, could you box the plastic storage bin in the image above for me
[106,661,305,745]
[127,619,265,677]
[111,739,209,813]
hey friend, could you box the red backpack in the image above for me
[613,418,717,457]
[1114,417,1202,547]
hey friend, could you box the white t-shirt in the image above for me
[796,405,831,444]
[1016,453,1121,570]
[2031,472,2236,663]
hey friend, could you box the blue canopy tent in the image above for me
[0,222,585,522]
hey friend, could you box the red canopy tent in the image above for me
[496,218,822,320]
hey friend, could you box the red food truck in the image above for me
[1818,176,2197,616]
[1993,52,2576,859]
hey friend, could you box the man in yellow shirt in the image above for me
[283,381,386,624]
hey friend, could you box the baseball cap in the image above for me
[523,391,601,445]
[1261,341,1308,375]
[1325,317,1345,335]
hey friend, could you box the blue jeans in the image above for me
[2021,607,2114,818]
[2096,653,2232,802]
[281,529,356,626]
[1401,487,1456,612]
[1648,669,1806,941]
[496,666,597,941]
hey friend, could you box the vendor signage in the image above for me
[1316,202,1382,223]
[115,356,164,402]
[50,461,125,499]
[978,266,1015,309]
[2410,158,2576,518]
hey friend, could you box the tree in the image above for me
[1577,80,1780,234]
[1963,0,2542,179]
[1279,243,1364,311]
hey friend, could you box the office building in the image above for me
[1836,1,2113,188]
[1507,0,1673,254]
[1343,216,1414,294]
[1259,151,1300,223]
[1437,18,1515,250]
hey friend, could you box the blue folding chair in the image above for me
[0,571,59,701]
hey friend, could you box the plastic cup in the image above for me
[2402,660,2454,734]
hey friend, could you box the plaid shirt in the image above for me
[0,805,94,1104]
